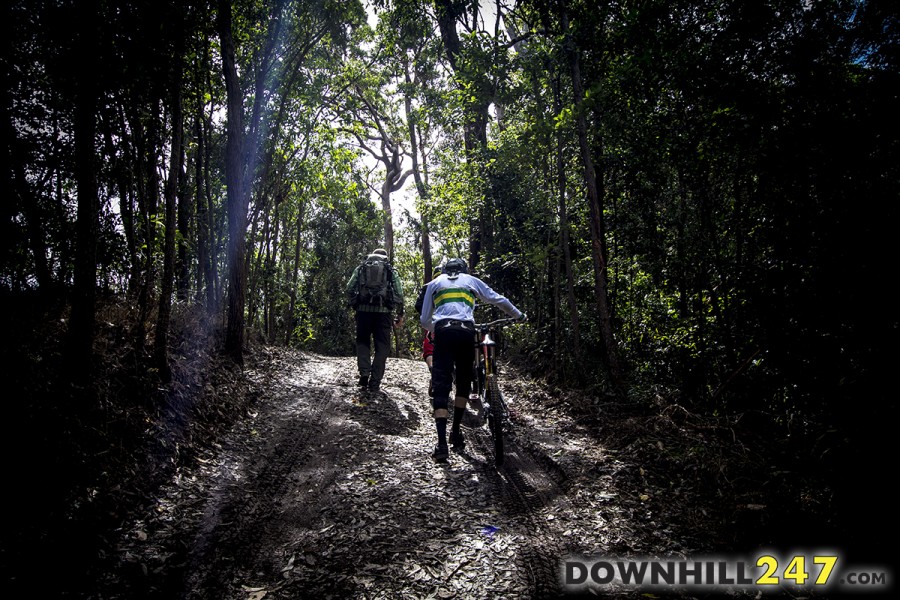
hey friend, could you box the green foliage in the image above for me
[425,144,485,257]
[4,0,894,453]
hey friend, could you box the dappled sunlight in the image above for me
[94,347,727,599]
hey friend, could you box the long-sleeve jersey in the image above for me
[419,272,522,333]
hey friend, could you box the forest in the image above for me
[2,0,897,598]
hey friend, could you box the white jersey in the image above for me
[419,272,522,333]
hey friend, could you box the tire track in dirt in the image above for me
[182,353,346,599]
[239,353,577,599]
[462,400,572,599]
[102,349,611,600]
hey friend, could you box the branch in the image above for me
[388,168,414,193]
[337,127,388,163]
[364,177,381,196]
[356,91,393,145]
[502,29,545,50]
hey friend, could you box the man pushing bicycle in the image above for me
[418,258,526,462]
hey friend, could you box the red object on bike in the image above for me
[422,331,435,359]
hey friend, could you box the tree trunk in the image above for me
[192,42,218,313]
[5,92,52,290]
[154,59,185,382]
[202,105,219,311]
[553,76,581,358]
[131,105,162,355]
[102,107,139,296]
[380,178,395,259]
[67,0,100,381]
[403,67,432,281]
[247,205,264,328]
[11,151,52,290]
[219,0,249,365]
[176,139,191,301]
[561,1,623,387]
[221,0,286,362]
[421,213,433,282]
[285,198,305,345]
[267,192,281,343]
[434,0,493,272]
[194,110,211,308]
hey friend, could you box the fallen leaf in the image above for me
[282,555,295,572]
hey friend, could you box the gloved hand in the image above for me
[517,312,528,322]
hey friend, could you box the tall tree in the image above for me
[345,92,413,260]
[560,0,622,386]
[375,0,446,280]
[218,0,291,363]
[432,0,497,269]
[154,43,185,380]
[552,75,581,359]
[217,0,249,364]
[67,0,101,380]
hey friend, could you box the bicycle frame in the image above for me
[471,317,519,465]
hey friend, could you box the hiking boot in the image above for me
[432,444,449,462]
[358,375,369,389]
[368,380,381,393]
[449,430,465,451]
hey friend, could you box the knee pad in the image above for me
[432,396,449,419]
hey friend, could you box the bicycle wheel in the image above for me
[488,376,504,465]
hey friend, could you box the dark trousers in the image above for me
[355,312,392,384]
[432,324,475,402]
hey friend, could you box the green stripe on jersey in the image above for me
[434,288,475,308]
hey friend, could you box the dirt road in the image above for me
[98,348,697,599]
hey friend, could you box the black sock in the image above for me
[452,407,464,433]
[436,418,447,446]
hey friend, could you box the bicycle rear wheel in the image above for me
[488,376,504,465]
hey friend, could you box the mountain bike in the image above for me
[471,317,521,466]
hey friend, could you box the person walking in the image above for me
[419,257,526,461]
[415,267,443,397]
[346,248,404,393]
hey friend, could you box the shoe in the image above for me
[358,375,369,388]
[449,430,465,451]
[432,444,449,461]
[368,380,381,393]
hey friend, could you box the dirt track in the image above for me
[96,348,705,599]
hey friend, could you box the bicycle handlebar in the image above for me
[474,317,523,332]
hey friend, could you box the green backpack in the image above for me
[355,255,394,307]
